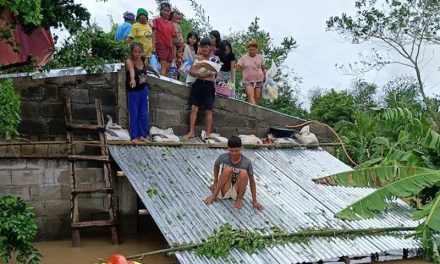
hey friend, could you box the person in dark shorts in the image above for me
[204,136,264,210]
[184,37,220,139]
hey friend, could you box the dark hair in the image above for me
[228,136,242,148]
[130,41,144,53]
[169,10,181,21]
[160,2,171,10]
[209,30,221,48]
[186,31,199,54]
[199,37,211,46]
[217,40,234,62]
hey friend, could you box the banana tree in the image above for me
[314,166,440,262]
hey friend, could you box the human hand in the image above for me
[252,201,264,211]
[130,79,136,88]
[204,195,215,205]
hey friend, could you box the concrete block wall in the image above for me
[12,73,118,140]
[0,157,118,240]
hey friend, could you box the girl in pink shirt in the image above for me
[236,39,266,104]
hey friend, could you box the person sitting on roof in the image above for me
[204,136,264,210]
[115,11,135,41]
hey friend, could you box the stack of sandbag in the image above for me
[150,126,180,142]
[201,130,228,144]
[239,134,263,145]
[105,116,131,141]
[296,125,319,145]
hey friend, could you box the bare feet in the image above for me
[183,133,195,141]
[139,136,149,142]
[234,199,243,209]
[204,195,216,205]
[131,138,139,144]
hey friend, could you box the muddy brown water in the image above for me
[24,218,434,264]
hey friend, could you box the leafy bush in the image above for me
[0,78,21,140]
[0,195,41,264]
[44,24,129,73]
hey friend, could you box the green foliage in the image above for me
[326,0,440,125]
[0,195,41,264]
[0,78,21,140]
[45,24,129,73]
[309,89,355,126]
[349,79,378,111]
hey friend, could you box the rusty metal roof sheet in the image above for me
[109,145,420,263]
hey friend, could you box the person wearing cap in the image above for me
[152,2,175,76]
[114,11,135,41]
[236,39,266,104]
[184,37,220,140]
[127,8,153,57]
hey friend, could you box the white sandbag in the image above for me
[201,130,228,144]
[152,134,180,142]
[105,116,130,141]
[150,126,180,142]
[238,134,263,145]
[274,137,300,145]
[296,125,319,145]
[150,126,175,136]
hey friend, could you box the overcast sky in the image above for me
[78,0,439,104]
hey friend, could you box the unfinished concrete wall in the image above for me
[10,69,332,141]
[13,73,118,140]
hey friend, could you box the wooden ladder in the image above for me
[65,97,118,247]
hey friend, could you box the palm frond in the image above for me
[335,172,440,220]
[313,166,436,187]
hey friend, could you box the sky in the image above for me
[77,0,439,105]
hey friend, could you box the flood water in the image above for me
[36,230,177,264]
[32,217,430,264]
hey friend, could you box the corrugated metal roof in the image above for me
[109,145,421,263]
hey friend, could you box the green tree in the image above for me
[327,0,440,126]
[44,24,129,73]
[315,107,440,261]
[0,196,41,264]
[349,79,378,111]
[0,78,21,140]
[309,89,355,126]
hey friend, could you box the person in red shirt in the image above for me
[152,2,175,77]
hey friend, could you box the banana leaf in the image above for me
[313,166,436,187]
[413,191,440,232]
[423,129,440,151]
[335,172,440,220]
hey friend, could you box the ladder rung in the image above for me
[68,155,109,162]
[67,123,105,131]
[71,188,113,194]
[71,220,115,228]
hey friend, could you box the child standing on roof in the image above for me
[152,2,175,77]
[184,37,221,140]
[125,42,159,143]
[127,8,153,58]
[236,39,266,105]
[183,31,199,64]
[170,11,184,69]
